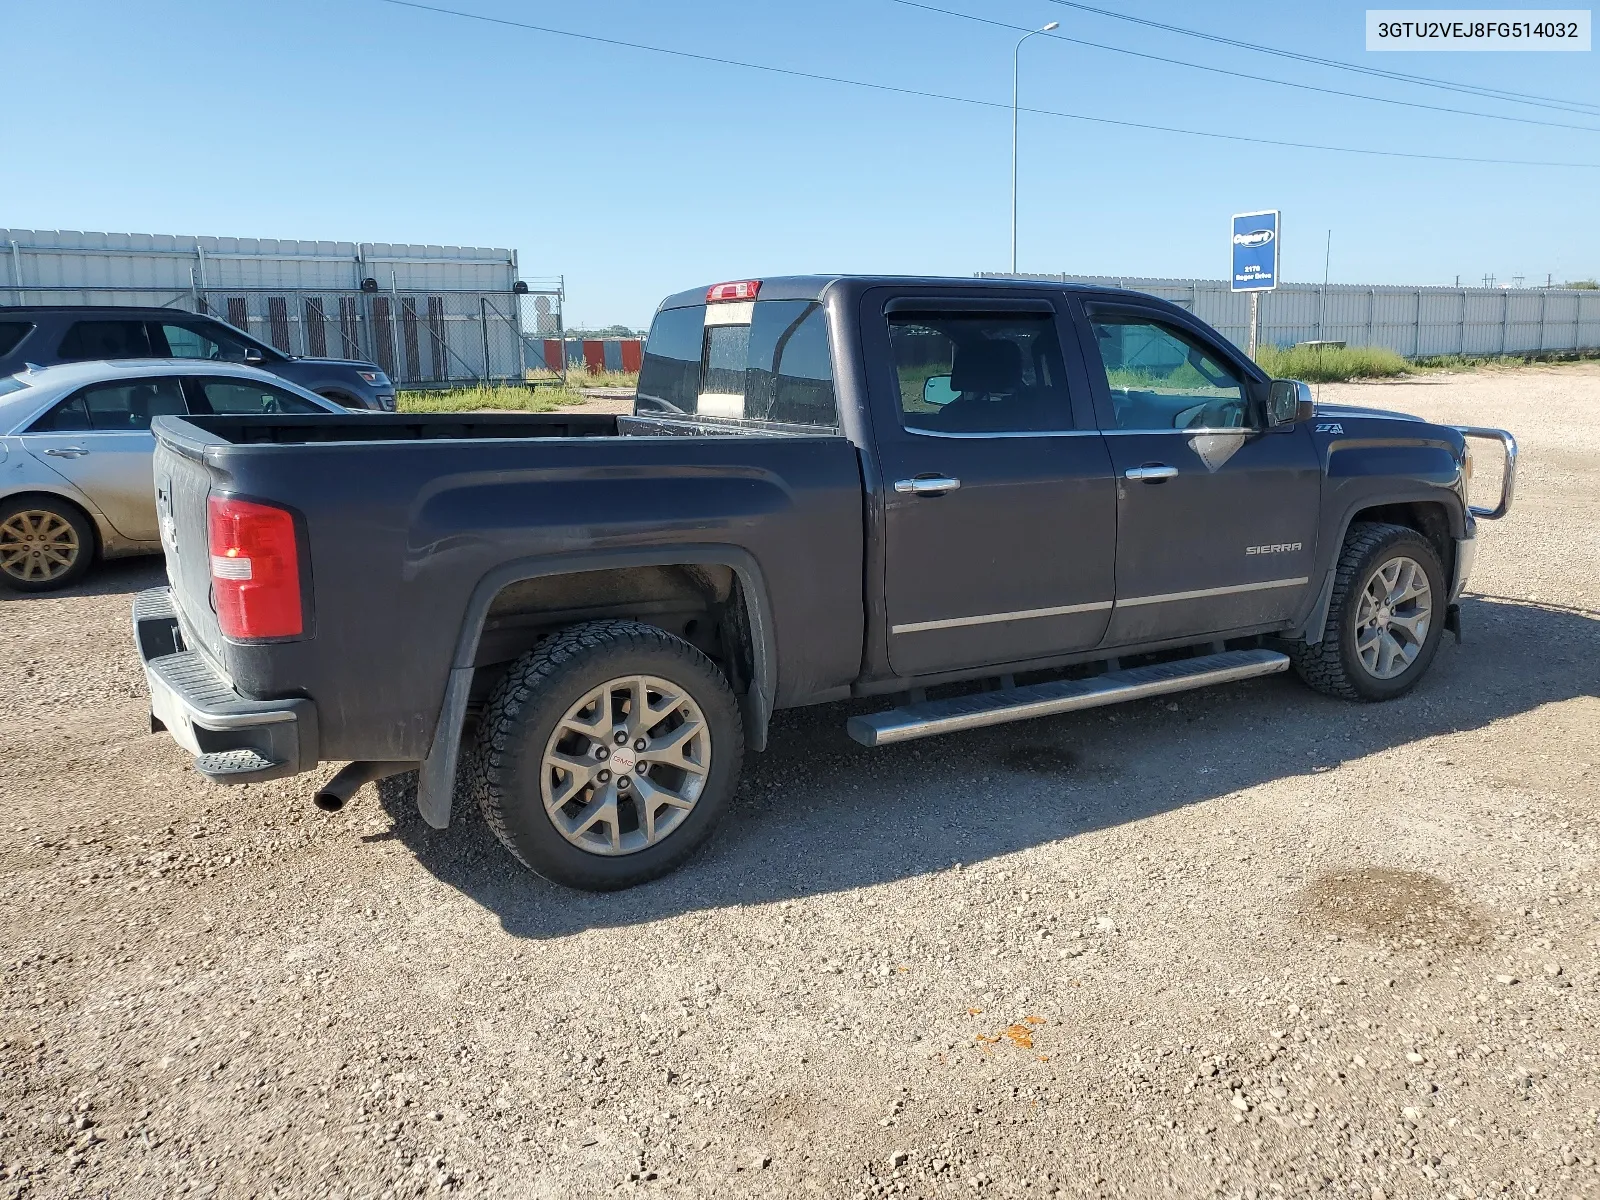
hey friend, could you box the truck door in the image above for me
[1072,300,1321,646]
[862,289,1116,677]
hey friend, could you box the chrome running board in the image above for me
[845,648,1290,747]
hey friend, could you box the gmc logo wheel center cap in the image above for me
[610,747,637,773]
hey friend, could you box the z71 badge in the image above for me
[1314,422,1344,435]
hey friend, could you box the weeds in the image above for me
[397,370,639,413]
[397,386,592,414]
[1254,343,1412,382]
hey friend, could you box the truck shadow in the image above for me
[375,593,1599,939]
[0,556,163,602]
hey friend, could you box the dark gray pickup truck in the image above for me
[134,276,1517,890]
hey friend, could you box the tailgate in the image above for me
[152,423,230,670]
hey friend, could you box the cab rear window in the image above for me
[637,299,837,429]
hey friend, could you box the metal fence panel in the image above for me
[991,273,1600,357]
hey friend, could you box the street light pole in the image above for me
[1012,21,1058,275]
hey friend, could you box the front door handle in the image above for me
[1124,464,1177,482]
[894,476,961,495]
[44,447,89,458]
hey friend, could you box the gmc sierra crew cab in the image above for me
[133,276,1517,890]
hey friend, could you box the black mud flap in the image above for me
[1445,602,1462,644]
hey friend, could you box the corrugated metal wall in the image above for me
[1,228,518,298]
[0,228,567,386]
[988,273,1600,358]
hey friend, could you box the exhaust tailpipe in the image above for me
[314,761,418,813]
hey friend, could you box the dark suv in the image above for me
[0,306,395,410]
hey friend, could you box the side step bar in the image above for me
[845,648,1290,747]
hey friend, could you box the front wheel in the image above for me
[471,620,745,891]
[1291,522,1447,702]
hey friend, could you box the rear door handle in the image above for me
[44,447,89,458]
[894,476,961,495]
[1124,464,1177,482]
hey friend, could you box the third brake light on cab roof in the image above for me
[705,280,761,302]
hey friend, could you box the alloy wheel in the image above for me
[540,674,711,856]
[0,510,81,584]
[1354,555,1433,680]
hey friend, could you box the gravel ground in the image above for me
[1,364,1597,1199]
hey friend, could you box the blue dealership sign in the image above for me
[1231,210,1279,292]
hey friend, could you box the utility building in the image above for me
[2,228,563,387]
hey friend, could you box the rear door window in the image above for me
[888,309,1074,434]
[637,297,838,428]
[57,320,152,360]
[192,377,328,414]
[0,322,33,357]
[30,378,186,431]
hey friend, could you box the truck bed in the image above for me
[149,412,867,765]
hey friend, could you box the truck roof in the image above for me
[656,275,1158,312]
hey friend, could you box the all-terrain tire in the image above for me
[1290,521,1448,702]
[471,620,744,891]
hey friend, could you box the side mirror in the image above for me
[243,347,265,366]
[1266,378,1315,428]
[922,374,958,407]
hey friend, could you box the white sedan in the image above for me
[0,359,353,591]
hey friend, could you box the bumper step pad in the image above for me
[195,748,283,780]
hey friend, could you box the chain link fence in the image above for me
[7,282,565,389]
[204,286,564,387]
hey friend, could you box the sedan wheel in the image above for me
[0,507,85,588]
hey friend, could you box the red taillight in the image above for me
[207,496,302,639]
[706,279,761,303]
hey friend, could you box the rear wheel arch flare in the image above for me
[413,547,779,830]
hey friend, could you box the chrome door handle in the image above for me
[44,447,89,458]
[894,476,961,495]
[1124,464,1177,482]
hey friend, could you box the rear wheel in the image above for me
[472,620,744,891]
[0,498,94,592]
[1291,522,1446,702]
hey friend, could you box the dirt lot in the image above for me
[1,364,1597,1199]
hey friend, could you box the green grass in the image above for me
[1254,343,1413,382]
[1413,349,1600,371]
[397,385,593,414]
[397,370,640,414]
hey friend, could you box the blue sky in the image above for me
[10,0,1599,326]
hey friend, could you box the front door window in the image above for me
[1088,317,1250,432]
[152,321,254,363]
